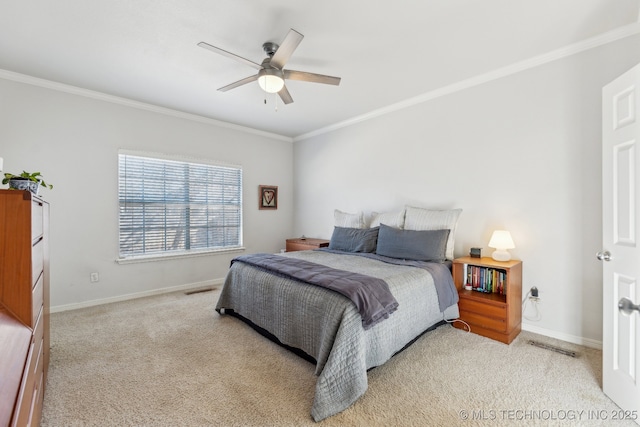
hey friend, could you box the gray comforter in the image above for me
[230,253,399,329]
[215,250,459,421]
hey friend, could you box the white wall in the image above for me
[293,34,640,347]
[3,33,639,345]
[0,78,294,310]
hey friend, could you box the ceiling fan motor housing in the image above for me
[263,42,279,57]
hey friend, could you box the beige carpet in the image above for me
[41,288,633,427]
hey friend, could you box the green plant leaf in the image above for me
[2,171,53,189]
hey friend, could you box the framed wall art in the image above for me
[259,185,278,210]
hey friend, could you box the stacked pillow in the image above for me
[370,209,405,228]
[329,207,461,262]
[334,209,366,229]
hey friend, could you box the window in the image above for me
[118,152,242,260]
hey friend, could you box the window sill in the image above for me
[115,247,246,264]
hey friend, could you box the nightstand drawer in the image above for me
[286,242,316,251]
[460,310,507,332]
[285,238,329,252]
[458,298,506,319]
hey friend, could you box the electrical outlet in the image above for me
[90,272,100,283]
[528,286,541,301]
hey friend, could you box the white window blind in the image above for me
[118,153,242,259]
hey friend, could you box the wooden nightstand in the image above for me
[451,257,522,344]
[285,238,330,252]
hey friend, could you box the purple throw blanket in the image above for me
[231,253,399,329]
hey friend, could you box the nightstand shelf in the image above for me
[452,256,522,344]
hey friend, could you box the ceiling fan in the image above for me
[198,29,341,105]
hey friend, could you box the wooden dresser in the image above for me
[0,190,50,426]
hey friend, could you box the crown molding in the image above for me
[0,69,293,143]
[294,22,640,142]
[2,20,638,145]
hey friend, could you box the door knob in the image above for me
[596,251,612,261]
[618,297,640,315]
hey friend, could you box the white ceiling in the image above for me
[1,1,639,139]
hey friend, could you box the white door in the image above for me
[602,63,640,420]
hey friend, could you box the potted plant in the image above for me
[2,171,53,195]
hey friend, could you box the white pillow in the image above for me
[334,209,366,229]
[370,209,405,229]
[403,206,462,260]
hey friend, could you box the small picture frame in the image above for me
[259,185,278,210]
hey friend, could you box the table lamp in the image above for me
[488,230,515,261]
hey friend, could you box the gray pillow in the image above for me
[376,224,450,261]
[329,226,379,253]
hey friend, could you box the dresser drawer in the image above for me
[13,346,43,427]
[30,370,45,427]
[31,239,44,287]
[14,310,43,427]
[31,200,43,241]
[32,274,44,326]
[32,308,44,374]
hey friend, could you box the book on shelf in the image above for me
[463,264,507,295]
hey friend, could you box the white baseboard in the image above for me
[522,323,602,350]
[50,278,225,314]
[51,285,604,351]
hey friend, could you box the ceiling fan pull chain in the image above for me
[275,92,278,112]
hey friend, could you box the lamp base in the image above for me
[491,250,511,262]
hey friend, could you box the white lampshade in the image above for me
[488,230,515,261]
[257,69,284,93]
[0,157,3,172]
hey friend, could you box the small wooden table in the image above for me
[285,237,330,252]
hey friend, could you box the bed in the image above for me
[215,207,462,421]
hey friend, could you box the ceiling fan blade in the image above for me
[198,41,262,70]
[218,74,259,92]
[278,85,294,104]
[270,29,304,70]
[284,70,341,86]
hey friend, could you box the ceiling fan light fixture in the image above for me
[257,69,284,93]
